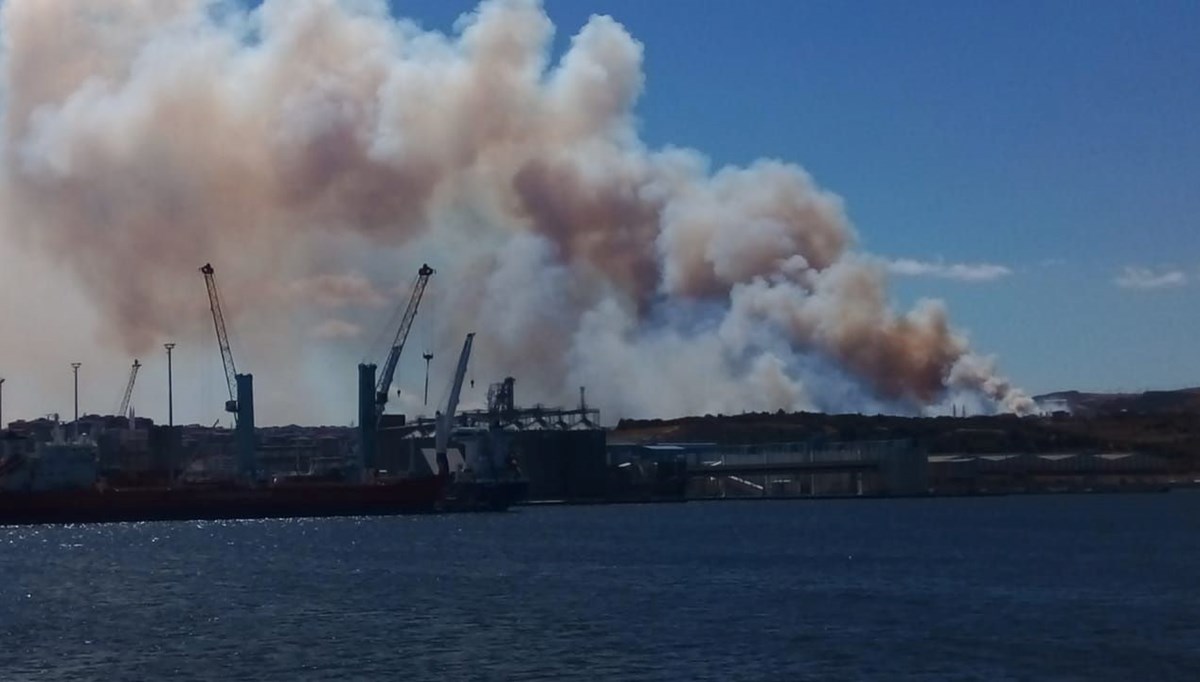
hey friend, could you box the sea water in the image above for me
[1,493,1197,681]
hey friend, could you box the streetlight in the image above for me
[70,362,81,441]
[0,377,6,430]
[164,343,176,428]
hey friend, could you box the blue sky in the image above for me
[386,0,1198,396]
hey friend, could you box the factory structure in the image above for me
[374,378,609,502]
[607,439,928,500]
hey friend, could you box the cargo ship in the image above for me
[0,438,523,526]
[0,476,446,525]
[0,426,528,525]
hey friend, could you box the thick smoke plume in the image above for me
[0,0,1033,424]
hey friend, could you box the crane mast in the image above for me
[200,263,239,415]
[200,262,257,481]
[374,263,434,422]
[116,359,141,418]
[435,332,475,477]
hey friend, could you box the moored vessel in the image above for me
[0,477,446,526]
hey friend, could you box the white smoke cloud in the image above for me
[1114,266,1188,291]
[884,257,1012,282]
[0,0,1033,425]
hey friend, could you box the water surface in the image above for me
[1,493,1197,680]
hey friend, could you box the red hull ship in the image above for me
[0,478,448,526]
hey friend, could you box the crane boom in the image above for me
[117,359,141,417]
[200,263,239,414]
[435,332,475,475]
[374,263,434,422]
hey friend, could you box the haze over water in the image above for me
[1,494,1197,680]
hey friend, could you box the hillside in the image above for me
[612,400,1200,469]
[1034,387,1200,417]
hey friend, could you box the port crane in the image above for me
[116,359,141,418]
[374,263,434,424]
[200,262,257,481]
[435,332,475,478]
[200,263,239,418]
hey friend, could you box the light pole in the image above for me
[164,343,176,428]
[0,377,6,430]
[70,362,81,441]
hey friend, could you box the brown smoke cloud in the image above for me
[285,273,387,310]
[0,0,1033,424]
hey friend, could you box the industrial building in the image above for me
[376,378,608,501]
[927,451,1172,494]
[609,439,929,499]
